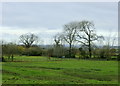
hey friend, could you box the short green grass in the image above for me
[2,56,118,84]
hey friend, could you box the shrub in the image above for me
[65,54,75,58]
[22,47,42,56]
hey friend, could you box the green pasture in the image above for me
[2,56,118,84]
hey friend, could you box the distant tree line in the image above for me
[0,20,119,62]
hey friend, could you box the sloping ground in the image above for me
[2,56,118,84]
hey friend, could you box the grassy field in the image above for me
[2,56,118,84]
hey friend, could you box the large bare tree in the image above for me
[19,33,38,48]
[63,22,77,57]
[76,20,103,58]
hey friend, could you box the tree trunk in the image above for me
[88,35,92,58]
[11,54,14,61]
[89,47,91,58]
[69,43,72,58]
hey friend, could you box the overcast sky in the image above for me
[0,2,118,45]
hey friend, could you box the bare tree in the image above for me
[53,33,65,57]
[76,20,103,58]
[63,22,77,58]
[54,33,63,46]
[19,33,38,48]
[101,33,117,60]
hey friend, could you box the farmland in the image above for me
[2,56,118,84]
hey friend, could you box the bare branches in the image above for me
[76,20,104,58]
[63,22,77,45]
[19,33,38,48]
[53,20,104,58]
[62,21,78,57]
[54,33,64,46]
